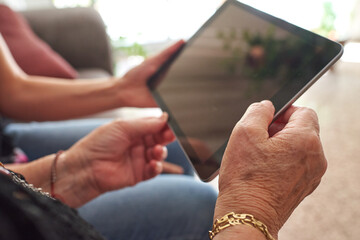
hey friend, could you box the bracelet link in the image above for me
[209,212,275,240]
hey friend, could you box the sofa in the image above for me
[20,7,113,79]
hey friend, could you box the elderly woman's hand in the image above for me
[55,114,175,207]
[214,100,327,239]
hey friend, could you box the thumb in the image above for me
[147,39,185,66]
[120,113,169,140]
[233,100,275,140]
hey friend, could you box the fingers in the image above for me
[144,128,173,146]
[144,145,184,179]
[282,107,320,134]
[144,160,163,180]
[146,145,166,162]
[273,105,299,123]
[268,106,298,136]
[144,153,184,180]
[239,100,275,128]
[144,134,156,147]
[161,146,168,159]
[131,144,164,182]
[268,121,286,137]
[145,127,175,147]
[147,40,185,66]
[233,100,275,140]
[123,40,185,85]
[120,113,169,141]
[163,127,176,141]
[161,128,176,143]
[144,145,167,180]
[162,162,184,174]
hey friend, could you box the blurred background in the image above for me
[1,0,360,239]
[2,0,360,73]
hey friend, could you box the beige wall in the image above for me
[350,0,360,41]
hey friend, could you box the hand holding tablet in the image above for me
[148,0,343,181]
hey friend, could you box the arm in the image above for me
[213,101,327,239]
[0,35,184,121]
[7,113,175,207]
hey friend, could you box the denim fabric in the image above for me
[78,175,217,240]
[4,119,217,240]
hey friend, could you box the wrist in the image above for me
[113,77,130,108]
[213,224,267,240]
[215,187,280,238]
[53,149,100,207]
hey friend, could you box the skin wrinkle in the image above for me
[263,166,306,224]
[223,132,314,226]
[56,151,94,206]
[243,172,254,181]
[229,142,291,186]
[87,118,167,191]
[230,168,281,207]
[213,101,328,239]
[217,183,282,234]
[69,122,132,192]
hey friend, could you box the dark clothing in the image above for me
[0,116,15,163]
[0,172,104,240]
[0,118,102,240]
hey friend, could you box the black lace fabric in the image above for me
[0,173,105,240]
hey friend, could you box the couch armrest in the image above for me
[21,7,113,75]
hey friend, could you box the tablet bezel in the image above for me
[147,0,343,182]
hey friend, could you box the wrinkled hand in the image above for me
[63,114,175,206]
[214,100,327,238]
[117,40,184,108]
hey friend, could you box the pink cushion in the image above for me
[0,4,77,79]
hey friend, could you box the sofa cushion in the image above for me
[0,4,77,79]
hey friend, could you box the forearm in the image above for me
[0,35,125,121]
[3,75,124,121]
[5,154,54,191]
[6,151,99,208]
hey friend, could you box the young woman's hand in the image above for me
[116,40,184,108]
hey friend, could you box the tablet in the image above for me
[147,0,343,181]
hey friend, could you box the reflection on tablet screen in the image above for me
[149,0,342,181]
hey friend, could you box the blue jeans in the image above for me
[4,119,217,240]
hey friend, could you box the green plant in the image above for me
[216,28,242,74]
[216,26,322,94]
[112,37,148,58]
[314,1,336,37]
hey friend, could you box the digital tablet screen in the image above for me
[148,0,343,181]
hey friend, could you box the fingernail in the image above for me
[155,162,163,173]
[162,146,168,160]
[160,112,168,121]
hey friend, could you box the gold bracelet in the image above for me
[209,212,275,240]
